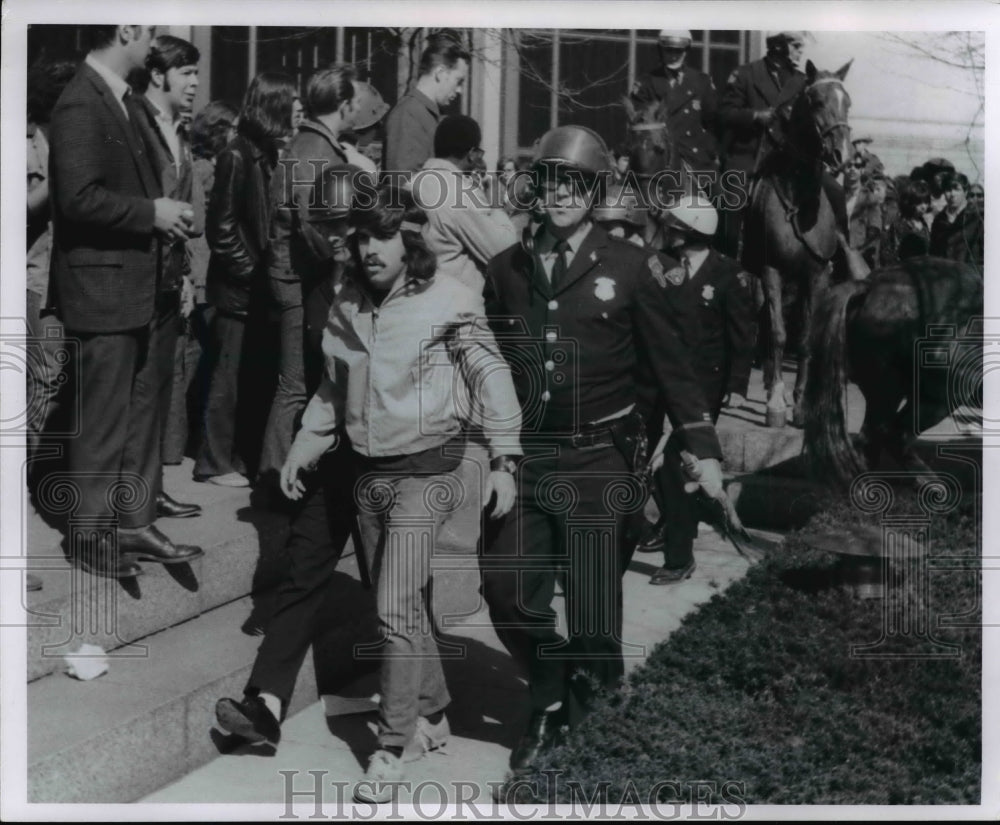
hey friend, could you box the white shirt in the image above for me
[85,54,132,119]
[535,220,594,284]
[147,98,182,171]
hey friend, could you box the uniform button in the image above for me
[545,330,557,341]
[548,300,558,310]
[545,360,555,371]
[685,130,691,136]
[541,390,551,402]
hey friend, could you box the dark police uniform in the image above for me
[654,249,756,571]
[629,66,719,171]
[715,56,806,258]
[481,222,722,725]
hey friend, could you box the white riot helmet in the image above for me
[662,193,718,239]
[658,30,692,70]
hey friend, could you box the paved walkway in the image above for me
[141,525,762,808]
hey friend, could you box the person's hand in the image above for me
[648,432,670,475]
[724,392,746,410]
[753,108,775,127]
[280,446,312,501]
[484,470,516,519]
[683,457,724,499]
[154,198,195,242]
[180,276,196,318]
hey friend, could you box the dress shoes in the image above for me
[649,558,696,585]
[75,539,144,579]
[509,707,567,774]
[156,491,202,519]
[215,695,281,746]
[118,524,204,564]
[635,521,666,554]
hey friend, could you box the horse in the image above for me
[621,95,692,245]
[742,59,855,428]
[803,256,983,489]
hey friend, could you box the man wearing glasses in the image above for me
[412,114,516,293]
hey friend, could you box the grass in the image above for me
[515,488,981,806]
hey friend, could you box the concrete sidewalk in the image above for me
[140,525,760,807]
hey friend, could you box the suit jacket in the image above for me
[680,250,757,409]
[484,223,722,460]
[382,89,439,175]
[133,95,203,294]
[717,58,806,174]
[48,62,161,332]
[630,66,719,169]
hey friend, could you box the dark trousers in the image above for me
[246,441,357,706]
[259,302,306,482]
[162,305,210,465]
[195,310,248,478]
[481,439,639,726]
[66,299,176,530]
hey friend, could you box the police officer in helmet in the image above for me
[482,124,725,776]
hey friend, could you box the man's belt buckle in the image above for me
[570,427,613,449]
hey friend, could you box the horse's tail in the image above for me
[803,278,871,488]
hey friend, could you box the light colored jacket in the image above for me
[293,267,522,463]
[413,158,517,293]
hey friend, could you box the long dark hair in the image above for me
[350,184,436,281]
[191,100,238,161]
[237,71,297,153]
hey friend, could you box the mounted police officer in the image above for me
[716,31,810,257]
[639,195,757,580]
[481,124,724,776]
[628,29,719,172]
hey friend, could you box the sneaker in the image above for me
[402,714,451,763]
[354,750,404,804]
[214,695,281,746]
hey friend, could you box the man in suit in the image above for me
[48,25,204,578]
[132,33,205,520]
[628,30,719,172]
[482,125,725,775]
[716,31,810,257]
[643,195,756,584]
[382,34,470,177]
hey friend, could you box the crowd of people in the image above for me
[26,25,984,798]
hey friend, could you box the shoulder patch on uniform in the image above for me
[648,255,666,287]
[726,69,738,86]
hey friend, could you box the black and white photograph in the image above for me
[1,1,995,820]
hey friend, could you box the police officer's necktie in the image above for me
[683,256,692,281]
[551,238,570,292]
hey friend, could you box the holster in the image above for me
[607,410,649,476]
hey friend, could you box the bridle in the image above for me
[804,77,851,165]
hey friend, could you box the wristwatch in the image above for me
[490,455,519,476]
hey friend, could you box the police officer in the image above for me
[716,31,810,257]
[629,29,719,172]
[643,195,756,583]
[482,125,724,774]
[593,181,647,246]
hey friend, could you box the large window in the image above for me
[510,29,749,157]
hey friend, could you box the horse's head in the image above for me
[788,59,853,172]
[622,95,679,180]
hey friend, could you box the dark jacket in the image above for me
[929,206,984,270]
[679,250,757,413]
[629,65,719,169]
[268,119,351,310]
[205,133,277,314]
[133,95,203,294]
[382,89,439,174]
[717,57,806,175]
[484,223,722,460]
[880,215,930,267]
[48,62,161,332]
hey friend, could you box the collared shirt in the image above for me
[535,220,594,283]
[85,53,132,118]
[413,157,517,292]
[146,97,182,171]
[682,246,711,279]
[294,268,522,464]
